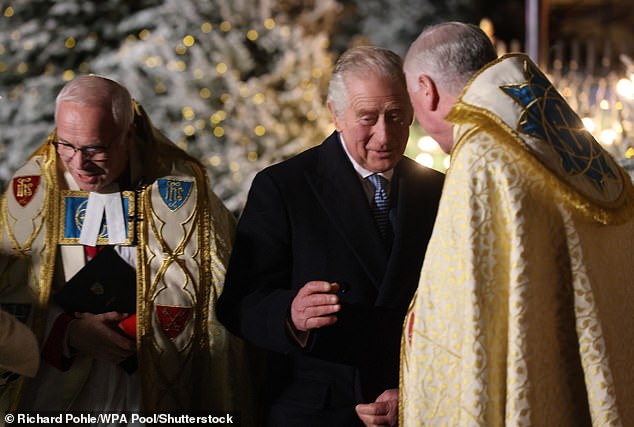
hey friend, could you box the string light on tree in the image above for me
[0,0,339,212]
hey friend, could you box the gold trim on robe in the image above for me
[0,103,252,417]
[400,54,634,426]
[58,190,136,246]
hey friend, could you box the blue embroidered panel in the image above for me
[63,194,130,240]
[157,178,193,211]
[500,60,617,191]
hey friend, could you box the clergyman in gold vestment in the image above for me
[400,22,634,426]
[0,76,254,423]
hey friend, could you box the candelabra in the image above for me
[550,49,634,180]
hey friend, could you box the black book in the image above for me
[54,246,137,373]
[54,246,136,315]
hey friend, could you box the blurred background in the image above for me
[1,0,633,213]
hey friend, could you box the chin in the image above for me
[78,184,102,192]
[371,156,400,171]
[369,163,395,173]
[438,139,454,154]
[73,175,104,192]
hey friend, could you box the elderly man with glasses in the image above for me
[0,75,254,421]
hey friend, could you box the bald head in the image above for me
[55,75,134,136]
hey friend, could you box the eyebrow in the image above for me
[56,136,109,148]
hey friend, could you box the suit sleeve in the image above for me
[217,171,299,355]
[217,160,439,377]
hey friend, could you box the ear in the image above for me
[327,101,342,131]
[418,74,440,111]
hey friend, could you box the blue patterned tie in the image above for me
[367,174,390,239]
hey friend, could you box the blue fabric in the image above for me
[501,61,616,191]
[367,174,390,239]
[157,178,193,211]
[63,194,129,240]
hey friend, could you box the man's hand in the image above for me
[355,388,398,427]
[68,311,135,362]
[290,281,340,332]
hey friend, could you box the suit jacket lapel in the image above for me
[306,133,388,288]
[377,158,438,306]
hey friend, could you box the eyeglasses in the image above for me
[53,137,111,162]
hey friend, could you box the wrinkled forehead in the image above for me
[345,74,411,113]
[55,101,122,141]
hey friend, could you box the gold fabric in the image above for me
[400,54,634,426]
[0,141,57,416]
[0,103,253,416]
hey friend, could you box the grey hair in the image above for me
[55,75,134,140]
[404,22,498,96]
[327,45,408,118]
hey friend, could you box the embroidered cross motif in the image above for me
[155,305,192,340]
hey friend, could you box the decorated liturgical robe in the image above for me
[0,102,253,418]
[400,54,634,426]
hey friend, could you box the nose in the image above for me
[68,149,92,167]
[372,116,389,145]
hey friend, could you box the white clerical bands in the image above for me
[80,191,127,245]
[59,189,135,246]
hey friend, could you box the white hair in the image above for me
[327,45,409,119]
[404,22,498,95]
[55,75,134,141]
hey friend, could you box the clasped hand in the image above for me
[290,281,341,332]
[68,311,135,363]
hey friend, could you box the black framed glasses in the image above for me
[53,137,111,161]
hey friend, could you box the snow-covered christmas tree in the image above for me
[0,0,339,212]
[355,0,488,56]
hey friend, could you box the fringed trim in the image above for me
[448,103,634,225]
